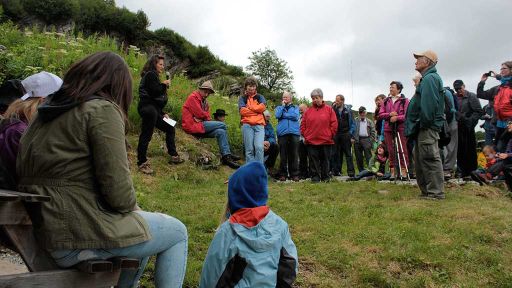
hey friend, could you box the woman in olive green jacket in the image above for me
[17,52,188,288]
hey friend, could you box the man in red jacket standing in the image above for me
[182,81,240,168]
[300,88,338,182]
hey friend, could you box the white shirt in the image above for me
[359,118,368,137]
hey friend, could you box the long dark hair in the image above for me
[50,51,133,118]
[141,55,165,77]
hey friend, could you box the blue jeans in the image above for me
[203,121,231,156]
[50,211,188,288]
[242,124,264,162]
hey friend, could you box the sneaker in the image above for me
[332,172,341,177]
[221,155,240,169]
[279,176,287,182]
[311,176,321,183]
[229,154,242,161]
[169,155,184,164]
[292,176,300,182]
[443,171,452,180]
[138,161,154,175]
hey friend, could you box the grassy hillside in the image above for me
[3,22,512,288]
[130,132,512,287]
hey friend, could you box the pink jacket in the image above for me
[378,95,409,132]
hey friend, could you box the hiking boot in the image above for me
[169,155,184,164]
[222,155,240,169]
[138,161,154,175]
[228,154,242,161]
[311,176,320,183]
[470,171,488,186]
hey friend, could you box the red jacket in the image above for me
[494,86,512,121]
[300,102,338,145]
[182,91,211,134]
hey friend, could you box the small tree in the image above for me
[246,48,294,94]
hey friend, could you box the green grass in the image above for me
[128,133,512,288]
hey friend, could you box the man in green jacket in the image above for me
[405,50,445,199]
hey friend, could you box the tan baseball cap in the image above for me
[199,80,215,93]
[413,50,438,63]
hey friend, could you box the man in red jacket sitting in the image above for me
[181,81,240,169]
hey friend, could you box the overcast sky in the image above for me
[118,0,510,111]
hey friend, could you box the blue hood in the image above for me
[228,161,268,213]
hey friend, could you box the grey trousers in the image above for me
[415,128,444,197]
[354,137,373,172]
[442,120,458,172]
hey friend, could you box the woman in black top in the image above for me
[137,55,183,174]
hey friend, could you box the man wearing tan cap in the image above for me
[405,50,445,199]
[182,80,241,169]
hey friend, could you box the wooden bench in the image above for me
[0,189,139,288]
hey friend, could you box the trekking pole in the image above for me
[397,131,410,181]
[392,122,401,182]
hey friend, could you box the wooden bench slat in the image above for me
[0,269,121,288]
[1,225,58,272]
[0,192,20,202]
[0,202,31,225]
[0,190,51,203]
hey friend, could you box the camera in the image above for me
[484,71,493,77]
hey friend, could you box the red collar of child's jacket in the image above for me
[230,206,270,227]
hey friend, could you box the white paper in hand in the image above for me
[163,117,176,127]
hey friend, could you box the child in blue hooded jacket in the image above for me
[200,161,298,288]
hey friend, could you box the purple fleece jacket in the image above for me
[0,118,27,178]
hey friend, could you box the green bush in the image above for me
[21,0,79,24]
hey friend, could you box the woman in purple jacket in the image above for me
[378,81,410,180]
[0,71,62,188]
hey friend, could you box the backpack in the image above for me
[438,89,451,147]
[443,89,455,124]
[493,86,512,120]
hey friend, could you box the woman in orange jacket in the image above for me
[238,76,267,162]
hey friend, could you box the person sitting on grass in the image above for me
[470,145,504,185]
[350,143,390,181]
[213,108,228,122]
[182,81,241,169]
[263,110,279,177]
[199,161,298,288]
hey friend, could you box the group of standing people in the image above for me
[2,47,512,287]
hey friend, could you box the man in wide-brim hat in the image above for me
[181,80,241,169]
[213,108,228,122]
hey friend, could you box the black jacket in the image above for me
[138,71,168,110]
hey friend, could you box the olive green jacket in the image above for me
[17,99,150,250]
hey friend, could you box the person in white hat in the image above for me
[0,71,62,189]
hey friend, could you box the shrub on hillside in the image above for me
[21,0,79,24]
